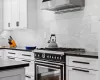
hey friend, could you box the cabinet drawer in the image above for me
[19,52,34,60]
[66,66,99,80]
[66,56,98,70]
[6,50,17,57]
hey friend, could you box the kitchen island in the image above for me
[0,59,29,80]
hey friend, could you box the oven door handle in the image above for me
[35,62,63,69]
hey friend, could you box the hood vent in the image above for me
[41,0,85,13]
[42,0,51,2]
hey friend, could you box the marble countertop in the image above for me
[65,51,98,59]
[0,47,33,52]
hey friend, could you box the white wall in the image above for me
[11,0,99,51]
[36,0,99,51]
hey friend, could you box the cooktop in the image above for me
[37,47,85,52]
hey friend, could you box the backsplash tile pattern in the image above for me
[10,0,99,52]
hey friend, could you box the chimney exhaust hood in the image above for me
[41,0,85,13]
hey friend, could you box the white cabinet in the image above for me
[67,56,99,70]
[3,0,37,30]
[3,0,27,30]
[66,67,98,80]
[66,56,99,80]
[3,49,35,80]
[3,0,12,30]
[19,51,34,60]
[11,0,19,29]
[19,0,27,29]
[3,50,21,60]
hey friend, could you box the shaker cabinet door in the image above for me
[3,0,12,30]
[19,0,27,29]
[11,0,19,29]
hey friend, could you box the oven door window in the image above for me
[35,63,63,80]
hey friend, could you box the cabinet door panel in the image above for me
[3,0,11,30]
[19,0,27,29]
[11,0,19,29]
[66,67,99,80]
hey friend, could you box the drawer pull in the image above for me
[8,52,15,54]
[22,60,31,62]
[72,68,89,73]
[22,54,31,57]
[72,61,89,64]
[8,57,15,59]
[8,23,10,27]
[25,75,31,78]
[16,21,19,26]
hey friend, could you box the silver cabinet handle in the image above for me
[25,75,31,78]
[8,52,15,54]
[72,61,89,64]
[8,56,15,59]
[16,21,19,26]
[22,54,31,57]
[72,68,89,73]
[8,23,10,27]
[22,60,31,62]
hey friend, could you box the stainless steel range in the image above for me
[34,48,85,80]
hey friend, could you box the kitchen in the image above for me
[0,0,99,80]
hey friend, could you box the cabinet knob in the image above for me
[8,23,10,27]
[16,21,19,27]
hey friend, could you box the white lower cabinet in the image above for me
[0,68,25,80]
[66,67,98,80]
[66,56,99,80]
[15,58,34,79]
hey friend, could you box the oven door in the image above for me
[35,61,64,80]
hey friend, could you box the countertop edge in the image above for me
[0,63,29,71]
[0,48,33,52]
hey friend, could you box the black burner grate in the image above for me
[37,47,85,52]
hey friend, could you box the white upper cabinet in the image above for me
[3,0,27,30]
[3,0,37,30]
[19,0,27,29]
[3,0,12,30]
[11,0,19,29]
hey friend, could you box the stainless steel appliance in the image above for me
[34,48,85,80]
[48,34,58,48]
[41,0,85,13]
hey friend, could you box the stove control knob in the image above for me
[42,53,45,58]
[57,57,59,59]
[47,55,49,58]
[52,56,54,59]
[55,56,56,59]
[50,56,51,58]
[35,54,36,57]
[38,54,39,57]
[60,57,62,60]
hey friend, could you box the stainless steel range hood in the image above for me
[42,0,85,13]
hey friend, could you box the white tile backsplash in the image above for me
[9,0,99,52]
